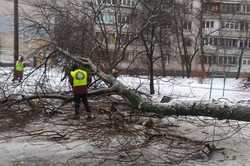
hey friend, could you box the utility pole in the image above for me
[14,0,19,66]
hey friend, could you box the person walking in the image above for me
[13,56,25,82]
[69,64,93,120]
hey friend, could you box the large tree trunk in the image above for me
[236,48,244,79]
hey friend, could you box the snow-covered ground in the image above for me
[119,75,250,103]
[1,67,250,166]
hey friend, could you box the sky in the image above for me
[0,16,12,32]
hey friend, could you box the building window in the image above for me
[184,37,192,46]
[248,60,250,65]
[127,0,130,6]
[247,5,250,12]
[243,59,247,65]
[204,21,214,29]
[219,56,223,64]
[240,21,249,32]
[220,3,241,14]
[243,4,250,13]
[214,38,218,45]
[131,0,136,6]
[103,14,113,24]
[203,37,208,45]
[183,21,192,31]
[240,40,244,48]
[118,15,130,24]
[224,56,228,64]
[222,21,240,31]
[204,3,220,13]
[208,38,212,45]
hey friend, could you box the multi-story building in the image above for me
[134,0,250,76]
[201,0,250,75]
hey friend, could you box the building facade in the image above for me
[201,0,250,75]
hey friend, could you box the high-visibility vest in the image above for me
[70,69,88,87]
[15,60,24,72]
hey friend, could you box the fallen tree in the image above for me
[1,47,250,122]
[48,47,250,122]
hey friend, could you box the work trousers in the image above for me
[73,94,90,115]
[13,70,23,82]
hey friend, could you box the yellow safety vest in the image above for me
[15,60,24,72]
[70,69,88,87]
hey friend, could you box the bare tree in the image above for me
[171,0,203,78]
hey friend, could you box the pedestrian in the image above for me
[69,63,93,120]
[13,56,25,82]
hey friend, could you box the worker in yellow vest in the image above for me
[69,64,93,120]
[13,56,25,82]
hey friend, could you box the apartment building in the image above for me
[202,0,250,75]
[144,0,250,76]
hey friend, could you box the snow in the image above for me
[0,137,93,166]
[1,66,250,165]
[118,75,250,103]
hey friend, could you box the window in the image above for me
[235,23,239,30]
[240,21,249,32]
[233,39,237,47]
[103,14,113,24]
[243,60,247,64]
[206,21,209,28]
[131,0,136,6]
[183,21,192,30]
[202,21,205,28]
[243,4,250,13]
[220,3,241,13]
[204,21,214,29]
[121,0,127,5]
[203,37,208,45]
[127,0,130,6]
[248,60,250,65]
[232,57,237,64]
[247,5,250,13]
[209,38,213,45]
[220,38,224,46]
[219,56,223,64]
[240,40,244,48]
[184,37,192,46]
[211,21,214,28]
[228,57,232,64]
[212,56,217,64]
[214,38,218,45]
[224,56,228,64]
[204,3,220,13]
[222,21,240,31]
[230,23,234,29]
[117,15,130,24]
